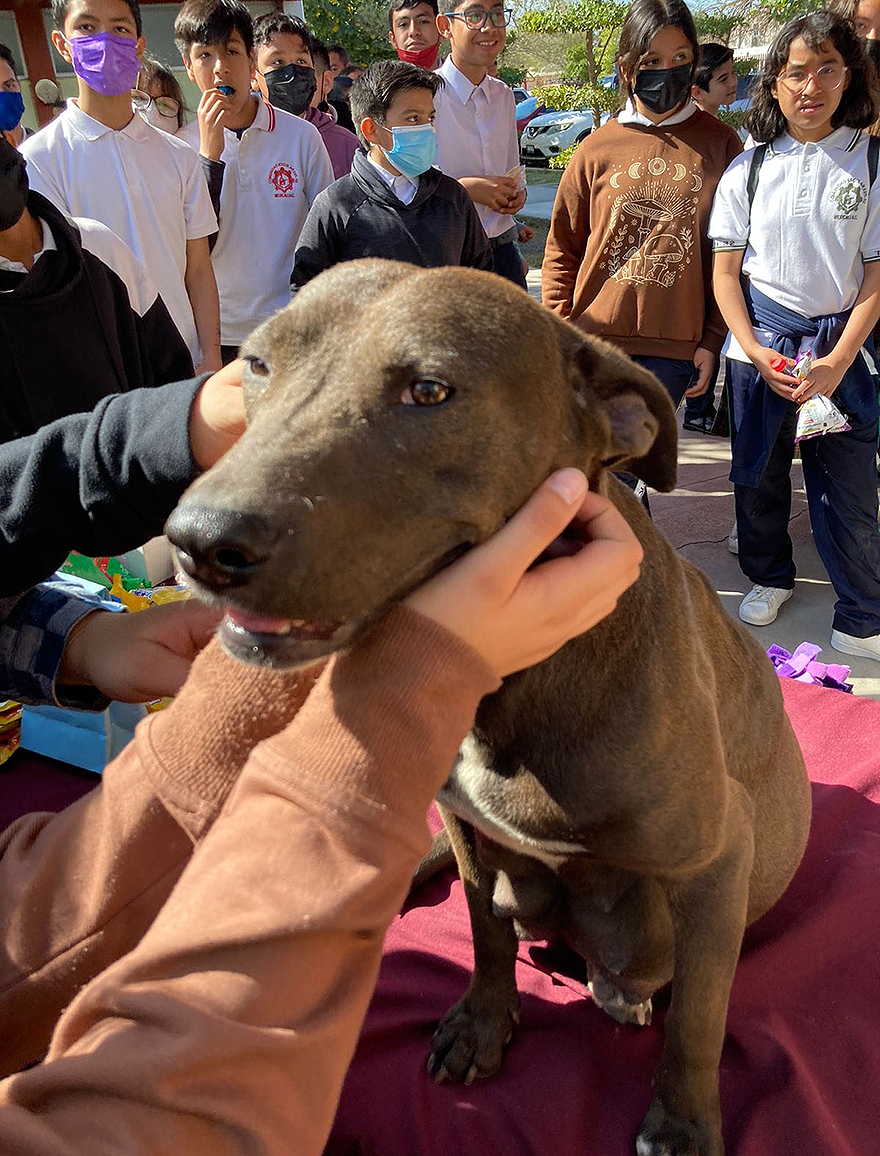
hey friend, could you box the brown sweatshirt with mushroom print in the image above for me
[543,106,742,360]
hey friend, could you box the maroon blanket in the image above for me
[328,680,880,1156]
[3,681,878,1154]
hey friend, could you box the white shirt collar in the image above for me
[437,56,492,105]
[366,152,419,203]
[618,97,698,128]
[64,96,155,142]
[770,126,863,155]
[0,216,57,279]
[243,94,273,133]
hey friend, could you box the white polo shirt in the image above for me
[709,126,880,360]
[433,57,520,240]
[21,99,217,360]
[180,96,334,345]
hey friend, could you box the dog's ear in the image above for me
[567,332,679,493]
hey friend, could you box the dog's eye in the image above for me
[402,379,455,407]
[244,355,270,377]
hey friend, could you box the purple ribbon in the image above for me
[767,642,853,694]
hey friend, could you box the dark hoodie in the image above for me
[0,191,193,442]
[292,149,492,288]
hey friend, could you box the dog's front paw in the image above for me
[635,1097,722,1156]
[427,991,520,1085]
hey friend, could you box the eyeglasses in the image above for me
[131,89,181,118]
[448,6,513,30]
[776,63,848,94]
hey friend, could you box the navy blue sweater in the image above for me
[292,150,492,288]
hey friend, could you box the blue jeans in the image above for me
[684,360,719,422]
[491,241,528,291]
[632,356,696,409]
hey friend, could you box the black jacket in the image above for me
[0,377,203,595]
[292,150,492,288]
[0,192,193,442]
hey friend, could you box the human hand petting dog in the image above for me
[188,359,247,470]
[58,600,222,702]
[406,468,643,679]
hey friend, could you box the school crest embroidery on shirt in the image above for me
[599,157,700,288]
[268,162,299,198]
[831,177,866,220]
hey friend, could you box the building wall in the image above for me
[0,0,303,128]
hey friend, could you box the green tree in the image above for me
[518,0,629,128]
[304,0,396,65]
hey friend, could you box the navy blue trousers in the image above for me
[727,357,880,637]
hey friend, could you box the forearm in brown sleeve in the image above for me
[0,607,499,1156]
[0,636,319,1077]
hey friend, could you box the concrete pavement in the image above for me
[653,427,880,700]
[521,173,559,221]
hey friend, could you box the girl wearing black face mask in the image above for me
[544,0,742,431]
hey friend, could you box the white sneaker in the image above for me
[739,584,793,626]
[830,629,880,663]
[728,521,738,555]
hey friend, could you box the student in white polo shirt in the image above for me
[21,0,221,373]
[432,0,526,288]
[711,10,880,660]
[175,0,333,363]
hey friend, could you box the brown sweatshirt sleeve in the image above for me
[699,127,745,357]
[542,147,591,318]
[0,605,500,1156]
[0,636,319,1077]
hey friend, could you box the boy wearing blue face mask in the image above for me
[292,60,490,287]
[20,0,221,374]
[0,43,29,148]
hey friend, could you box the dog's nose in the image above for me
[165,505,279,591]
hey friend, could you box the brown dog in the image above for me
[166,260,811,1156]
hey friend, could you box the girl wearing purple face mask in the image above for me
[544,0,742,439]
[19,0,222,375]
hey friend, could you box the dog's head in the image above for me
[166,261,677,665]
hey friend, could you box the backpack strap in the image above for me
[868,133,880,188]
[746,143,767,213]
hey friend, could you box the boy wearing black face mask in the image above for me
[544,0,742,414]
[0,136,192,440]
[176,0,333,363]
[253,15,360,180]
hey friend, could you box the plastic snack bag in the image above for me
[795,394,851,442]
[769,349,851,442]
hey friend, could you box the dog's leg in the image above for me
[427,808,520,1085]
[636,800,754,1156]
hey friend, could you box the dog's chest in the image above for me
[437,735,586,869]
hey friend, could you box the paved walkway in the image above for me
[655,428,880,700]
[521,176,558,221]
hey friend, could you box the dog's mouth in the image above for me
[219,607,354,667]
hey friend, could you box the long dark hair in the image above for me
[746,9,878,142]
[617,0,699,97]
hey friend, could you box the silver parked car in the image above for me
[520,108,606,165]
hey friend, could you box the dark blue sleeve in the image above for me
[0,377,205,596]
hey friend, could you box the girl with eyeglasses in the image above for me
[543,0,742,429]
[710,10,880,658]
[133,57,187,135]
